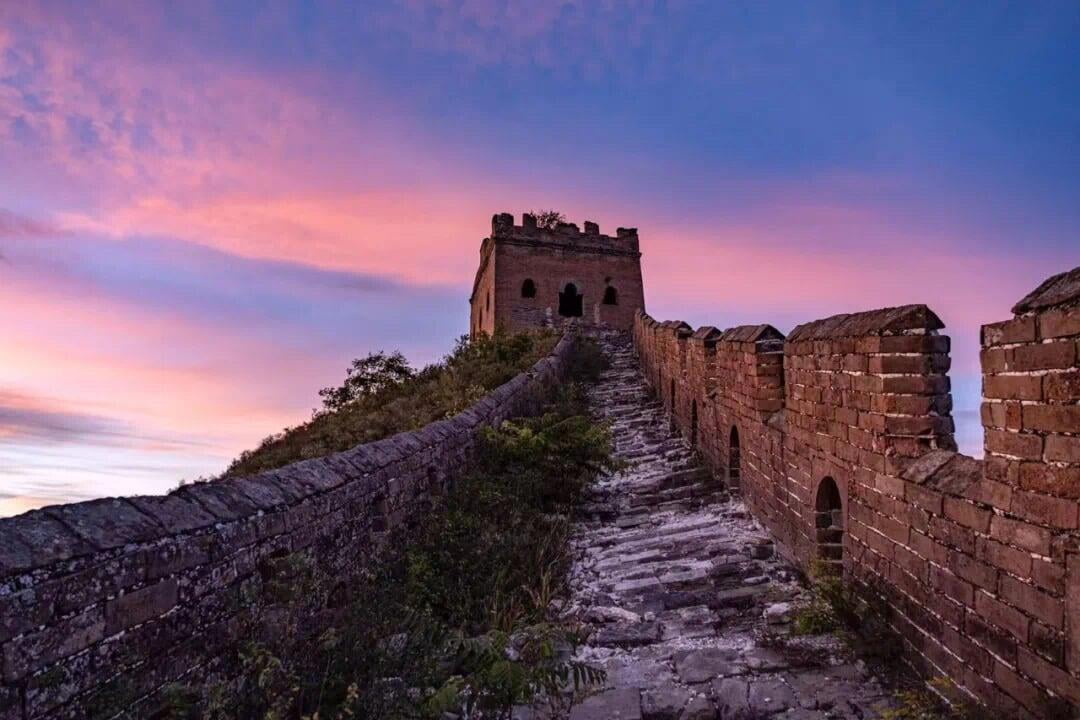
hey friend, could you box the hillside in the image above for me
[223,331,560,477]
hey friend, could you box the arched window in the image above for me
[486,292,491,311]
[728,426,741,489]
[558,283,583,317]
[602,286,618,305]
[521,278,536,298]
[815,477,844,573]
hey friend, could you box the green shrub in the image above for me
[791,562,897,662]
[179,343,614,719]
[224,330,559,477]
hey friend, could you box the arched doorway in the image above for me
[521,278,536,298]
[815,477,844,573]
[602,286,618,305]
[728,426,741,489]
[558,283,583,317]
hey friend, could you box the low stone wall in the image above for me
[0,333,579,720]
[632,265,1080,717]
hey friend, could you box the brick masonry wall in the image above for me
[471,213,645,337]
[631,264,1080,717]
[0,334,580,720]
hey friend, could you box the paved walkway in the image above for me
[561,334,896,720]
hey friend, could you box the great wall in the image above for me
[1,213,1078,718]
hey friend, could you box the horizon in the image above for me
[2,2,1079,516]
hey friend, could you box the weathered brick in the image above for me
[1031,558,1064,595]
[1010,340,1076,371]
[930,565,974,605]
[983,374,1043,401]
[981,347,1008,373]
[1029,621,1064,665]
[943,497,992,532]
[1017,462,1080,499]
[999,575,1064,628]
[1044,369,1080,402]
[948,552,998,591]
[1038,306,1080,339]
[3,606,105,682]
[975,591,1029,642]
[1009,489,1078,530]
[1017,646,1080,703]
[990,515,1052,555]
[982,317,1038,347]
[994,659,1063,718]
[905,482,943,514]
[976,537,1032,578]
[106,574,178,634]
[1045,434,1080,463]
[985,429,1042,460]
[1021,404,1080,433]
[966,609,1017,664]
[928,516,975,554]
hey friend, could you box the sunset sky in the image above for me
[1,2,1078,516]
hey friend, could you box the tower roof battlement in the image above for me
[489,212,640,256]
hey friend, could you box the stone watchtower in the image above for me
[469,212,646,337]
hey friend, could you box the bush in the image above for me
[182,343,615,719]
[791,562,897,662]
[224,330,559,478]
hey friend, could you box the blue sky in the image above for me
[1,1,1077,513]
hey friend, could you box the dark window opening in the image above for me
[558,283,583,317]
[815,477,844,573]
[602,286,618,305]
[486,292,490,311]
[728,426,741,489]
[669,378,676,412]
[521,278,536,298]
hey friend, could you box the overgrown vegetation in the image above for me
[789,565,1014,720]
[170,337,616,719]
[880,680,980,720]
[531,209,566,230]
[790,561,897,663]
[224,331,559,477]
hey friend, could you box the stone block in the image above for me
[3,605,105,682]
[44,498,164,549]
[105,578,178,634]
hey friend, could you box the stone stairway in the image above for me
[559,334,896,720]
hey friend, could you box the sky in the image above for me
[1,2,1078,516]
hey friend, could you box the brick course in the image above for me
[0,334,581,719]
[633,263,1080,715]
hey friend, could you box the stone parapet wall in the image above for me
[0,333,580,720]
[631,264,1080,717]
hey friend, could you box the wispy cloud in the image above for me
[0,209,61,239]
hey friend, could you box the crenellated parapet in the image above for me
[470,212,645,336]
[632,265,1080,717]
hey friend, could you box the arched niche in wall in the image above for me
[558,282,583,317]
[815,476,844,573]
[521,278,536,298]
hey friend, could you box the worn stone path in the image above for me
[560,334,897,720]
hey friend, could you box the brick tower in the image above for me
[469,212,646,337]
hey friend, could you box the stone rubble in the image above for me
[556,334,897,719]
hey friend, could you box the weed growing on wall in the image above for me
[177,340,615,719]
[791,562,897,663]
[224,330,559,478]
